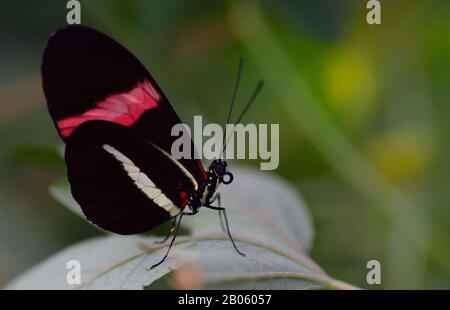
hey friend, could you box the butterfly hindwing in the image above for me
[66,121,196,234]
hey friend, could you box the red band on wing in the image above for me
[57,81,160,137]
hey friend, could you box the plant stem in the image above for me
[227,2,449,281]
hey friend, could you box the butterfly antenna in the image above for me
[235,80,264,125]
[222,80,265,155]
[221,58,244,155]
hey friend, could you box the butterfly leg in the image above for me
[204,204,246,257]
[149,209,198,270]
[154,217,177,244]
[210,193,226,233]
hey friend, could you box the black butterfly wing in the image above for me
[42,25,206,183]
[42,25,206,234]
[66,121,197,234]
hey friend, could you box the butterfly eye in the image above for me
[221,171,233,185]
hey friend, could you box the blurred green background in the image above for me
[0,0,449,289]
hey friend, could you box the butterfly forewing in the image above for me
[42,25,206,234]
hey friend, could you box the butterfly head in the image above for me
[210,159,233,185]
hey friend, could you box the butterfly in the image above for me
[42,25,263,268]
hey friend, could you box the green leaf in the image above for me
[7,167,357,290]
[49,178,86,220]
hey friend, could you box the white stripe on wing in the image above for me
[102,144,180,217]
